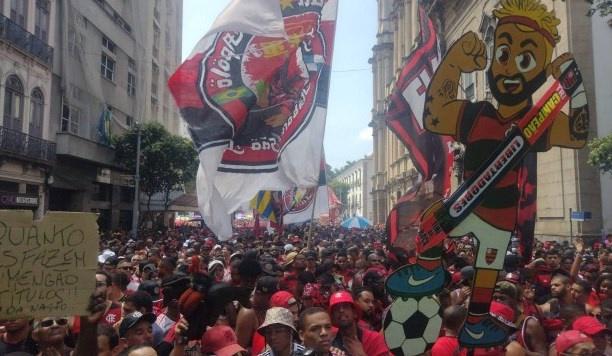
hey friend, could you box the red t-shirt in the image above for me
[71,303,122,334]
[332,326,390,356]
[360,328,391,356]
[251,332,265,356]
[103,303,123,325]
[587,289,600,307]
[431,336,467,356]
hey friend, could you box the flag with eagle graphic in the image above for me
[168,0,338,239]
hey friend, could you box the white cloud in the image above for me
[358,127,373,141]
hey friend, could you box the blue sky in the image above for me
[181,0,377,170]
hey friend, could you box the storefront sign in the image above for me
[0,192,38,208]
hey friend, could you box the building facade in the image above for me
[0,0,56,218]
[371,0,605,240]
[0,0,184,230]
[48,0,184,230]
[591,13,612,234]
[370,0,424,225]
[335,155,374,221]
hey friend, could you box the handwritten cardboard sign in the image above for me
[0,210,99,319]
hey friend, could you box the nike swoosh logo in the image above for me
[465,328,484,340]
[407,274,435,286]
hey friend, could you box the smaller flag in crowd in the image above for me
[250,191,281,223]
[284,158,329,225]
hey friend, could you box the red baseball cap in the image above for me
[555,330,592,355]
[489,301,516,329]
[572,316,609,336]
[329,291,353,309]
[451,271,462,285]
[201,325,246,356]
[270,291,297,308]
[328,291,360,318]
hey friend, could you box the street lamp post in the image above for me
[131,123,142,240]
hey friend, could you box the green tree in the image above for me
[557,0,612,17]
[588,134,612,175]
[114,122,198,223]
[325,163,335,180]
[586,0,612,17]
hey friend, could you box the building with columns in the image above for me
[0,0,56,218]
[370,0,424,225]
[335,155,375,222]
[371,0,606,240]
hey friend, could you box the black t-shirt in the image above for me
[0,335,38,356]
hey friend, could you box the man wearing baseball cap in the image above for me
[118,311,156,349]
[554,330,596,356]
[257,307,305,356]
[571,316,611,354]
[270,291,300,323]
[328,291,390,356]
[235,276,279,354]
[200,325,246,356]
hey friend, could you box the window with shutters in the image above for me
[3,75,24,131]
[102,36,116,53]
[35,0,50,42]
[10,0,27,28]
[61,103,80,135]
[29,88,44,138]
[101,54,115,81]
[151,62,159,96]
[127,72,136,96]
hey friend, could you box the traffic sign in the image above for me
[570,211,591,221]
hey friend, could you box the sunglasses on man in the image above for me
[39,318,68,328]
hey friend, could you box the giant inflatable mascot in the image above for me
[385,0,589,351]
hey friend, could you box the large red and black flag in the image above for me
[385,5,452,252]
[385,5,452,197]
[168,0,338,239]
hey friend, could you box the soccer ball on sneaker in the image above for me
[383,295,442,356]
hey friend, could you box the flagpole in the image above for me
[307,188,318,250]
[279,200,285,237]
[301,0,338,250]
[254,209,260,238]
[131,123,141,240]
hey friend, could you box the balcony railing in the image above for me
[0,125,56,164]
[0,13,53,67]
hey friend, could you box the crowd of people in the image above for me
[1,224,612,356]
